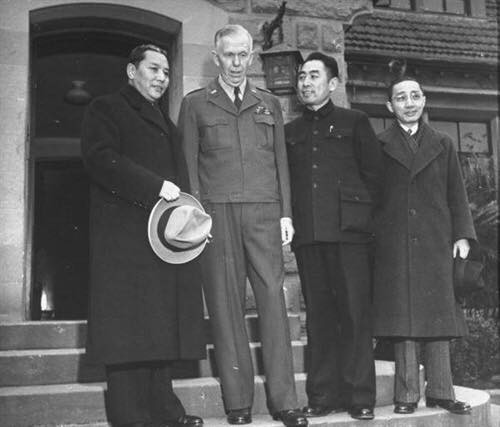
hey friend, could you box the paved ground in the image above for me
[488,390,500,426]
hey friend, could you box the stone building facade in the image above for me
[0,0,497,323]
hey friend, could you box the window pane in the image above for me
[391,0,412,9]
[459,122,489,153]
[430,120,459,150]
[369,118,386,134]
[445,0,465,14]
[422,0,444,12]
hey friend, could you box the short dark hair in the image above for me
[302,52,339,79]
[387,75,423,100]
[128,44,168,67]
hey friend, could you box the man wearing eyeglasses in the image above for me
[373,76,476,416]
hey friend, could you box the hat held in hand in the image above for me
[148,192,212,264]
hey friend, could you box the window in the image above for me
[375,0,470,15]
[429,120,490,153]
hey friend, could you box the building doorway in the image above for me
[29,5,180,320]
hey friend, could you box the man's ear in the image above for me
[211,50,220,67]
[386,101,394,114]
[328,77,339,93]
[126,63,136,80]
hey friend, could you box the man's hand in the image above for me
[453,238,470,259]
[159,180,180,201]
[280,217,295,246]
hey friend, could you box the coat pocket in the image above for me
[339,186,373,233]
[200,118,231,151]
[253,114,275,150]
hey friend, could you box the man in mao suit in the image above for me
[285,52,382,421]
[179,25,307,427]
[81,44,205,427]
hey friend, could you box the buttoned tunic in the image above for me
[285,101,382,247]
[179,78,291,216]
[373,122,476,337]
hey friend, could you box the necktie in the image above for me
[233,86,242,110]
[406,128,419,153]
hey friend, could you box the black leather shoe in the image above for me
[227,408,252,425]
[273,409,308,427]
[302,405,345,417]
[349,407,374,420]
[394,402,418,414]
[168,414,204,427]
[425,397,471,414]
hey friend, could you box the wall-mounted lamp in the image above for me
[64,80,91,106]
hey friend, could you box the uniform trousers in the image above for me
[394,339,455,404]
[200,202,297,413]
[105,361,185,426]
[295,242,376,408]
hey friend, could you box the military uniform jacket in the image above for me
[285,101,383,247]
[178,78,291,217]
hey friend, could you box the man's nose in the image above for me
[157,70,167,81]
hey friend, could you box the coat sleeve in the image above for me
[81,98,164,209]
[271,96,292,218]
[446,140,477,242]
[352,112,384,206]
[178,96,202,201]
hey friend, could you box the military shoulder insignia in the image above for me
[186,87,204,96]
[255,86,271,93]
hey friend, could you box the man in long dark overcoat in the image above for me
[81,44,206,427]
[373,75,476,416]
[285,52,382,421]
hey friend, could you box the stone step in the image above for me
[0,313,301,351]
[0,361,409,427]
[0,340,306,387]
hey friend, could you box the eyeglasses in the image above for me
[392,92,424,104]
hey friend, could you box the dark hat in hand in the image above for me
[454,257,484,291]
[148,192,212,264]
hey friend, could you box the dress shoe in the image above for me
[167,414,204,427]
[425,397,471,414]
[349,406,374,420]
[394,402,418,414]
[272,409,308,427]
[302,404,345,417]
[226,408,252,425]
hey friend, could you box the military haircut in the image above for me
[128,44,168,67]
[213,24,253,51]
[303,52,339,79]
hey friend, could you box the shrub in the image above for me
[450,311,500,387]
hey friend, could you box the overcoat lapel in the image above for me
[380,124,413,171]
[409,122,444,179]
[120,85,170,134]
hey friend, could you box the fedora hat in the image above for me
[148,192,212,264]
[453,257,484,292]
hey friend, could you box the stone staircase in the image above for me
[0,316,492,426]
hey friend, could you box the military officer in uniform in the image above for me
[179,25,306,427]
[285,52,382,421]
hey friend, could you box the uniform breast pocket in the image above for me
[200,118,232,152]
[325,128,354,158]
[254,114,275,150]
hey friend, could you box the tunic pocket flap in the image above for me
[203,118,229,127]
[327,128,352,139]
[339,186,372,233]
[254,114,275,125]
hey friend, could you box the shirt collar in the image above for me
[218,76,247,101]
[399,122,419,136]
